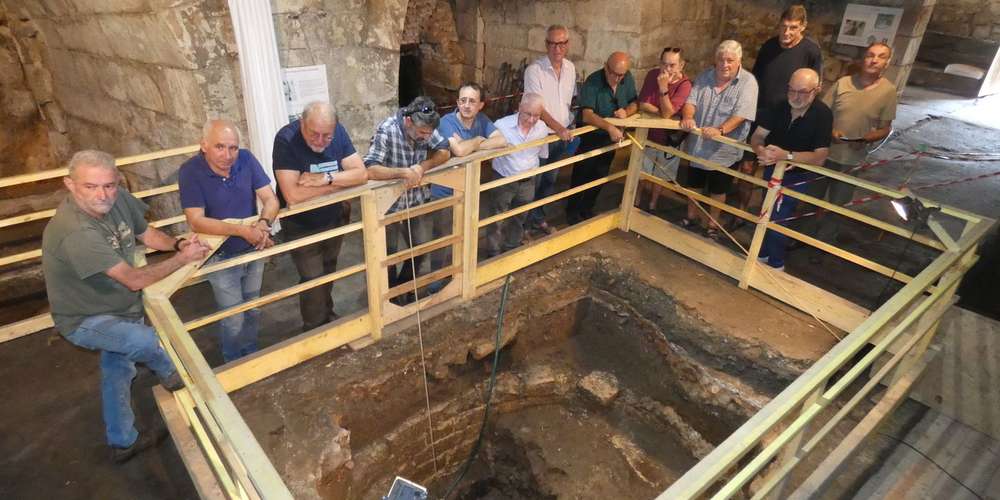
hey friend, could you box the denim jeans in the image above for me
[64,314,177,448]
[205,252,264,363]
[526,138,578,227]
[759,172,809,268]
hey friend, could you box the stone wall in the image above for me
[271,0,408,150]
[472,0,726,108]
[0,2,66,180]
[928,0,1000,40]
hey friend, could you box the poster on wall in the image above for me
[281,65,329,122]
[837,4,903,47]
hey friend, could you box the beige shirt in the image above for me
[822,75,897,165]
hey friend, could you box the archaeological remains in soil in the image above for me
[232,255,810,499]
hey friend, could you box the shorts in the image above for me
[680,161,735,195]
[641,149,679,181]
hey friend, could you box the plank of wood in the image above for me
[153,387,227,500]
[214,313,370,393]
[0,313,54,343]
[618,127,648,231]
[478,170,627,228]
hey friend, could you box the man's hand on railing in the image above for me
[297,172,330,187]
[613,108,629,119]
[607,125,624,143]
[555,124,572,142]
[176,235,211,264]
[402,165,423,188]
[702,126,722,139]
[680,117,697,131]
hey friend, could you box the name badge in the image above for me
[309,160,340,173]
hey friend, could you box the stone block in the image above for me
[67,0,146,15]
[583,29,640,66]
[271,0,319,14]
[280,48,317,67]
[576,0,640,32]
[159,66,205,123]
[53,18,115,58]
[365,0,406,50]
[893,34,923,66]
[578,371,620,405]
[97,13,196,68]
[897,3,936,38]
[2,88,37,120]
[973,24,992,39]
[273,13,308,51]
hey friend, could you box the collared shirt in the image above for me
[638,69,692,145]
[273,119,357,229]
[683,67,759,168]
[524,56,577,129]
[42,189,149,335]
[178,150,270,255]
[759,99,833,184]
[578,68,638,118]
[491,114,550,177]
[363,112,449,212]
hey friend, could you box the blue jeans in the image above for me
[205,252,264,363]
[760,171,809,268]
[527,138,579,227]
[64,315,177,448]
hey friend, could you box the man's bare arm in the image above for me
[105,241,209,291]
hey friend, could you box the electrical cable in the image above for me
[401,193,440,476]
[441,273,513,499]
[869,219,919,311]
[874,430,986,500]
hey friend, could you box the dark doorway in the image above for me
[399,43,423,107]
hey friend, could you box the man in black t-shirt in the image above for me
[737,4,823,214]
[272,101,368,331]
[749,68,831,271]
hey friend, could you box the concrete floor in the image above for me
[1,85,999,499]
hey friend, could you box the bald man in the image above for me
[566,51,638,225]
[179,119,280,362]
[749,68,832,271]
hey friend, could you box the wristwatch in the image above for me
[324,171,335,185]
[173,237,186,251]
[786,152,795,161]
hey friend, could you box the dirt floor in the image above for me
[1,86,998,499]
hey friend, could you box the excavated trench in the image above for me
[232,254,812,500]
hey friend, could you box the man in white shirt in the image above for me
[484,93,549,257]
[523,24,576,235]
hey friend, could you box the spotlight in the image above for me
[383,477,428,500]
[890,194,937,224]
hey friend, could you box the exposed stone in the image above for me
[578,371,620,405]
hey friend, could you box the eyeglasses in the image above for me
[662,47,682,53]
[457,97,480,105]
[545,40,569,48]
[605,67,626,79]
[786,86,818,96]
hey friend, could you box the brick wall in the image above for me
[929,0,1000,40]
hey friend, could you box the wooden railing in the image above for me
[2,116,992,499]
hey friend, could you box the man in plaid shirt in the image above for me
[364,96,451,302]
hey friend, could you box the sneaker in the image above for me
[534,221,557,235]
[161,371,184,392]
[111,427,168,464]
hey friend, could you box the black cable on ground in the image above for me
[441,273,513,499]
[870,222,920,311]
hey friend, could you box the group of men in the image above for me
[40,5,899,463]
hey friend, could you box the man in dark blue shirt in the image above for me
[178,119,279,362]
[750,68,831,271]
[272,101,367,331]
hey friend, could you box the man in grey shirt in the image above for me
[680,40,759,239]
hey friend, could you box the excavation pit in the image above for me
[230,236,826,499]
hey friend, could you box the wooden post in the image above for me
[739,161,786,289]
[619,127,648,231]
[765,385,824,499]
[462,160,482,299]
[361,191,386,340]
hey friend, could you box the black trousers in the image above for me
[565,133,614,220]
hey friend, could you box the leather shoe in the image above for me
[111,427,168,464]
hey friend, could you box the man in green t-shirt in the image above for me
[42,150,210,463]
[566,51,638,225]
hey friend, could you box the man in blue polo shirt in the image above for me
[751,68,831,271]
[273,101,367,331]
[178,119,279,362]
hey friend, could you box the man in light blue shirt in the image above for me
[484,93,549,257]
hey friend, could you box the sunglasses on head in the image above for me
[662,47,682,53]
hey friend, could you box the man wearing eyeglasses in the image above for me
[737,4,822,214]
[750,68,831,271]
[272,101,368,331]
[524,24,577,235]
[484,94,550,258]
[566,51,638,225]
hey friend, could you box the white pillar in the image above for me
[226,1,286,184]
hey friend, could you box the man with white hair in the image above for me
[179,119,280,362]
[484,93,551,257]
[273,101,368,330]
[680,40,759,240]
[750,68,831,271]
[43,150,211,462]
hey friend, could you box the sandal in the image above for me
[679,218,696,229]
[705,227,722,241]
